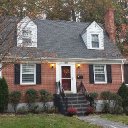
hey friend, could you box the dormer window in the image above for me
[22,29,31,39]
[81,21,104,50]
[17,16,37,47]
[22,29,31,45]
[92,34,99,48]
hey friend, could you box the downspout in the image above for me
[121,60,124,83]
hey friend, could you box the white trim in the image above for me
[56,62,76,93]
[93,64,107,84]
[121,63,124,83]
[91,34,100,49]
[0,64,2,78]
[20,64,36,85]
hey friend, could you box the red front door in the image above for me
[61,66,71,91]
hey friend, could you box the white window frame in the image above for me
[91,34,100,49]
[22,29,32,45]
[20,64,36,85]
[93,65,107,84]
[22,29,31,39]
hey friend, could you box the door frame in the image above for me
[56,62,76,93]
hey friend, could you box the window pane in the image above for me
[21,64,35,84]
[95,74,105,82]
[22,74,34,83]
[95,65,104,74]
[22,30,31,38]
[22,64,35,74]
[61,66,71,78]
[92,34,99,48]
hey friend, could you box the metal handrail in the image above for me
[56,81,68,112]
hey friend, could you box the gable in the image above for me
[17,16,37,47]
[82,21,104,50]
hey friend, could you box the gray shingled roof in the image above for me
[33,19,122,59]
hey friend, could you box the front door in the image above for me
[61,66,71,92]
[56,63,76,93]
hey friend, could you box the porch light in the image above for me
[50,64,55,69]
[77,64,80,68]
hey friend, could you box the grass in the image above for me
[0,114,101,128]
[100,114,128,125]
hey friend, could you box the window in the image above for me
[22,29,31,44]
[91,34,99,48]
[21,64,36,84]
[93,65,107,83]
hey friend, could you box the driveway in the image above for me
[79,115,128,128]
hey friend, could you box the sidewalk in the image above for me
[78,115,128,128]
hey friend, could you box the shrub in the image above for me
[67,107,77,116]
[118,83,128,110]
[89,92,98,99]
[109,93,123,114]
[100,91,112,113]
[39,89,53,111]
[9,91,21,113]
[100,91,111,100]
[25,89,38,112]
[0,77,9,113]
[124,106,128,115]
[118,83,128,100]
[85,106,94,115]
[25,89,38,103]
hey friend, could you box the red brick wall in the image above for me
[2,63,56,95]
[76,64,122,95]
[2,63,122,97]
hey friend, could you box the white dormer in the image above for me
[82,21,104,50]
[17,16,37,47]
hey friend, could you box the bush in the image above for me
[109,93,123,114]
[9,91,21,113]
[89,92,98,100]
[0,77,9,113]
[67,107,77,116]
[101,92,123,114]
[118,83,128,100]
[100,91,112,113]
[25,89,38,103]
[25,89,38,112]
[118,83,128,111]
[85,106,94,115]
[39,89,53,111]
[100,91,111,100]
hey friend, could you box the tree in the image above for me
[0,77,9,113]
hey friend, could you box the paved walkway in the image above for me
[79,115,128,128]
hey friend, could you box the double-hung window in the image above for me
[93,65,107,83]
[22,29,31,45]
[91,34,99,48]
[21,64,36,84]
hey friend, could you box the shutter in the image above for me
[36,64,41,84]
[14,64,20,84]
[89,65,94,84]
[106,65,112,83]
[124,64,128,84]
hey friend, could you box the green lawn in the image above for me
[100,114,128,125]
[0,114,101,128]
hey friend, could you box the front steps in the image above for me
[65,93,90,116]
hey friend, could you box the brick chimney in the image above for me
[104,8,116,43]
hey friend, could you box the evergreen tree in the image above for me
[0,77,9,113]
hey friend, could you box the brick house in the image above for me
[0,9,124,98]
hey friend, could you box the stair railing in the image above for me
[56,81,68,113]
[77,81,87,95]
[77,81,95,107]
